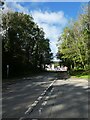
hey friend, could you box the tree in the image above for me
[57,4,89,70]
[2,11,53,77]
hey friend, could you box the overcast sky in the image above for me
[3,1,87,59]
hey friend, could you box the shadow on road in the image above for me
[46,71,70,80]
[2,72,57,118]
[2,71,72,118]
[2,71,70,90]
[37,80,88,118]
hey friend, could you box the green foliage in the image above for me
[2,11,53,78]
[70,69,90,79]
[57,4,89,71]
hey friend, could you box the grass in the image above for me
[72,74,89,79]
[70,70,90,80]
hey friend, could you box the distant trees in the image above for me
[2,12,53,77]
[57,5,89,70]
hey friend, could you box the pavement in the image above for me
[24,78,88,118]
[2,72,88,119]
[2,72,57,118]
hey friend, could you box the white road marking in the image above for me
[42,101,47,106]
[34,100,39,104]
[37,96,42,101]
[45,96,49,100]
[39,108,43,115]
[41,92,45,96]
[24,79,56,116]
[31,103,37,107]
[19,117,25,120]
[25,107,32,114]
[44,90,47,93]
[51,88,54,93]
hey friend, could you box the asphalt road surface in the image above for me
[2,72,88,119]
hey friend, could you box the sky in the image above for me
[3,1,87,59]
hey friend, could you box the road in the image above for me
[2,72,88,119]
[2,72,57,118]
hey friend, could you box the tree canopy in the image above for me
[57,4,89,70]
[2,11,53,77]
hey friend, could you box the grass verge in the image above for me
[70,70,90,80]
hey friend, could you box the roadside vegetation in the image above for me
[2,12,53,78]
[1,2,90,80]
[57,4,90,79]
[69,69,90,79]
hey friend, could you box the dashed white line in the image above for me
[37,96,42,101]
[39,108,43,115]
[34,100,39,104]
[24,79,56,116]
[45,96,49,100]
[44,90,47,93]
[51,88,54,93]
[41,92,45,96]
[42,101,47,106]
[25,107,32,114]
